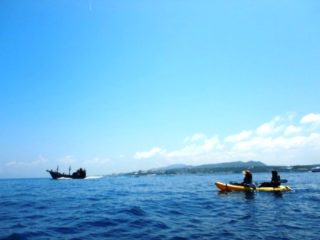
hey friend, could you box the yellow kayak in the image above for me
[215,181,292,192]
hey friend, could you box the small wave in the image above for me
[121,206,146,217]
[81,218,117,228]
[153,221,169,230]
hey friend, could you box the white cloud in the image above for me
[256,123,273,135]
[203,137,223,151]
[133,112,320,166]
[255,115,292,136]
[301,113,320,124]
[233,135,309,152]
[166,136,223,159]
[256,118,283,136]
[306,133,320,149]
[284,125,301,135]
[134,147,163,159]
[133,136,224,163]
[233,137,271,152]
[184,133,206,142]
[225,130,252,142]
[165,146,198,158]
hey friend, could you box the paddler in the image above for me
[241,169,253,186]
[272,170,281,186]
[260,170,281,187]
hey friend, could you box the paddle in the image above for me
[257,179,288,184]
[230,179,288,185]
[254,179,288,187]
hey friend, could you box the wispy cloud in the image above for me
[2,155,50,178]
[133,135,224,163]
[184,133,206,143]
[166,136,223,159]
[58,155,77,166]
[133,113,320,165]
[5,155,49,167]
[1,155,112,177]
[134,147,163,159]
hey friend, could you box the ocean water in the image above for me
[0,172,319,240]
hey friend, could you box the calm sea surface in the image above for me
[0,172,319,240]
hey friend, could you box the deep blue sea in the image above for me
[1,172,319,240]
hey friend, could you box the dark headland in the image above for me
[120,161,320,176]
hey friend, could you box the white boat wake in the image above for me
[85,176,104,179]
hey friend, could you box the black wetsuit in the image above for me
[260,172,281,187]
[242,172,252,185]
[271,174,281,187]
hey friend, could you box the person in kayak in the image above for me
[241,169,253,186]
[229,169,255,187]
[259,170,281,187]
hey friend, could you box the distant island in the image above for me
[120,161,320,176]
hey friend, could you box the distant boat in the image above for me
[311,167,320,172]
[46,166,86,179]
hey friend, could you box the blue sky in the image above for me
[1,1,320,178]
